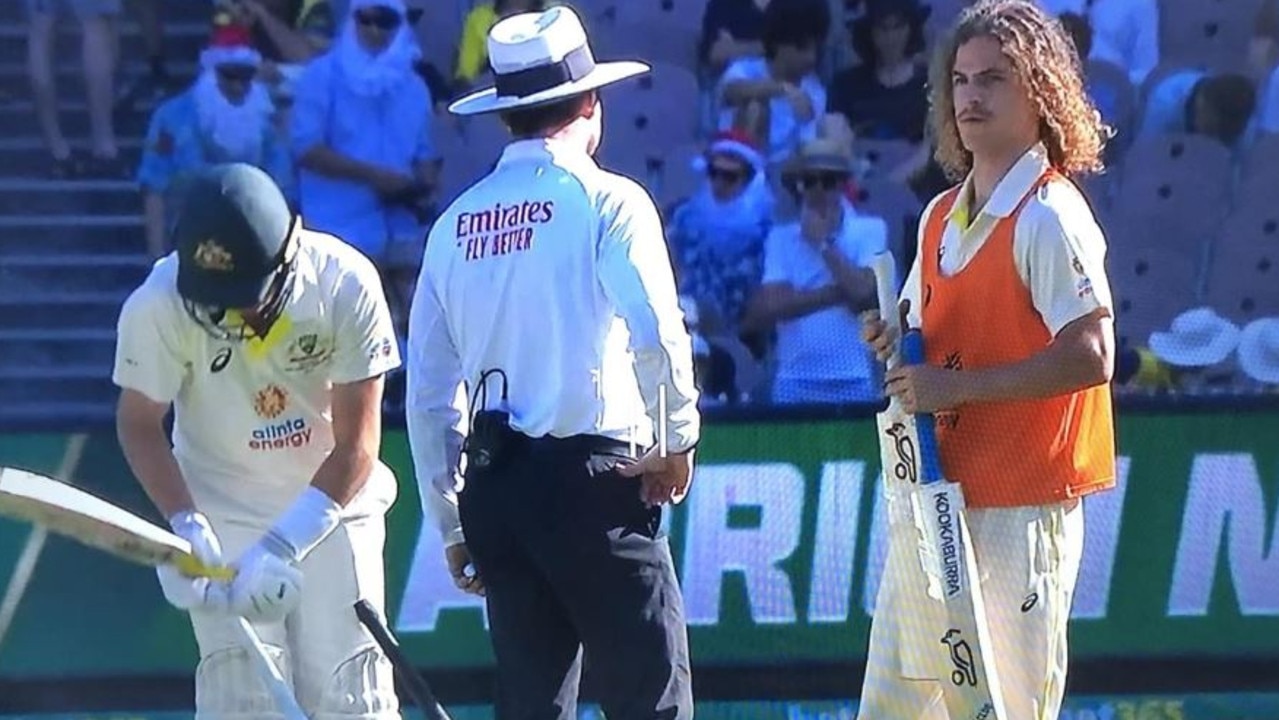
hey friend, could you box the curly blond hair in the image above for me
[927,0,1112,182]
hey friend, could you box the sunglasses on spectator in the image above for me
[356,8,402,30]
[707,165,748,184]
[799,173,846,190]
[216,65,257,83]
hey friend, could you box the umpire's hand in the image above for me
[446,543,484,596]
[618,447,696,506]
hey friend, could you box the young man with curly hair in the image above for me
[859,1,1118,717]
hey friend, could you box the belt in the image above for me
[515,432,638,458]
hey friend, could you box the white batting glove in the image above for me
[157,510,231,613]
[228,486,342,624]
[228,533,304,624]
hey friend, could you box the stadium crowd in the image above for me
[20,0,1279,409]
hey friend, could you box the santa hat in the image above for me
[694,129,766,176]
[200,22,262,71]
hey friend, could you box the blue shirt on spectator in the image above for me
[290,49,436,260]
[137,87,292,206]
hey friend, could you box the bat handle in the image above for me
[901,329,944,485]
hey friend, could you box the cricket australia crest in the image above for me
[193,240,235,271]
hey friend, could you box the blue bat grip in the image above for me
[901,330,944,485]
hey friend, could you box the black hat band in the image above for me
[493,44,596,99]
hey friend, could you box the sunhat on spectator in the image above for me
[1147,307,1241,368]
[1237,317,1279,384]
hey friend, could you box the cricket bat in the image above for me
[0,466,309,720]
[354,599,453,720]
[868,253,1007,720]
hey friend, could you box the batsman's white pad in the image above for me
[195,643,293,720]
[311,644,400,719]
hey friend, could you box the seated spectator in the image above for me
[742,127,887,405]
[1147,307,1242,392]
[700,0,771,77]
[454,0,544,93]
[717,0,831,163]
[1139,70,1257,150]
[1238,317,1279,391]
[830,0,929,143]
[136,22,290,257]
[1037,0,1159,86]
[291,0,439,264]
[668,130,774,335]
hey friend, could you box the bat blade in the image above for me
[0,466,232,580]
[899,331,1008,720]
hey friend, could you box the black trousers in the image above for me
[457,434,693,720]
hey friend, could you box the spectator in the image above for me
[25,0,123,178]
[717,0,831,163]
[453,0,543,93]
[830,0,930,143]
[668,130,774,335]
[1238,317,1279,391]
[1147,307,1242,392]
[699,0,771,77]
[1036,0,1159,86]
[742,125,887,405]
[1139,70,1258,150]
[136,22,289,258]
[291,0,439,264]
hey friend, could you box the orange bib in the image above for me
[919,173,1116,508]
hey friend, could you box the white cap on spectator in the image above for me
[448,6,649,116]
[1237,317,1279,384]
[1147,307,1241,368]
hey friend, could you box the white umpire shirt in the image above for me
[406,137,702,547]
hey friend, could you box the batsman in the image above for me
[111,162,404,718]
[859,1,1118,718]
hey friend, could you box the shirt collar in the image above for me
[947,141,1051,222]
[496,137,597,173]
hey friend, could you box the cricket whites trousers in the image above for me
[184,463,401,720]
[858,497,1085,720]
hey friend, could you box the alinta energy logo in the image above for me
[248,383,311,451]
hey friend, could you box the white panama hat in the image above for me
[1237,317,1279,384]
[1147,307,1241,368]
[447,6,650,117]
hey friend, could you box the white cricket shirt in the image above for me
[900,143,1114,337]
[112,230,403,522]
[407,137,701,546]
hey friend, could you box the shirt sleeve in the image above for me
[1015,182,1114,337]
[760,225,791,285]
[290,57,330,157]
[901,193,944,330]
[112,279,189,404]
[329,253,402,384]
[596,178,701,454]
[136,104,178,193]
[405,247,468,547]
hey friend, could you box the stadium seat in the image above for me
[601,62,702,161]
[1110,132,1232,251]
[1107,231,1204,351]
[656,141,707,211]
[853,179,923,268]
[1204,202,1279,324]
[1159,0,1264,69]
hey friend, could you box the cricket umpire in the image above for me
[405,6,700,720]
